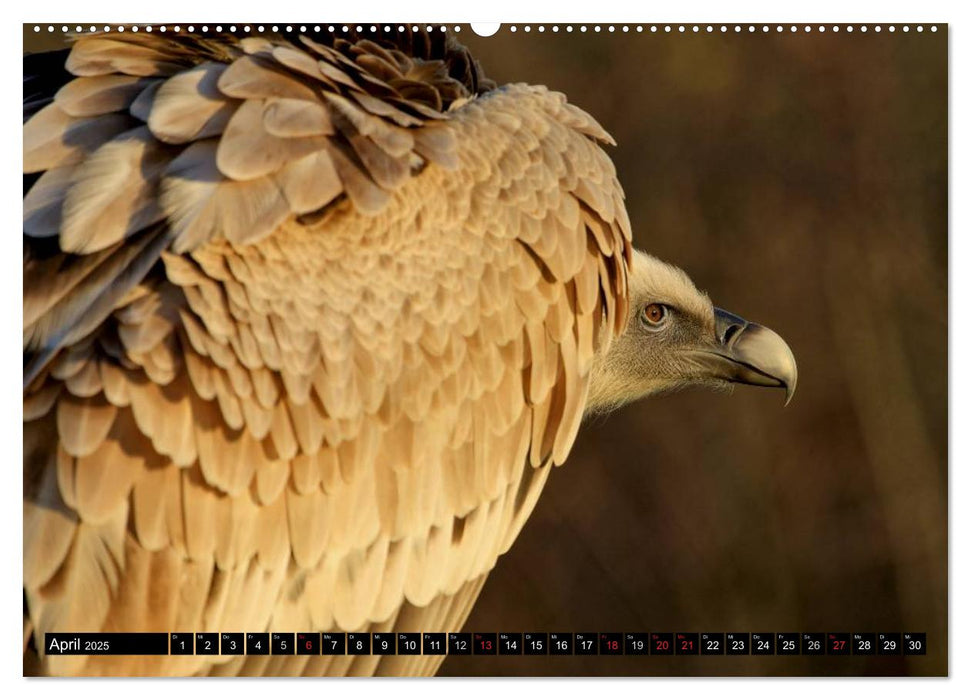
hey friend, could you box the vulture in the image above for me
[22,28,797,677]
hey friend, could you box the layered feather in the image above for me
[22,29,631,678]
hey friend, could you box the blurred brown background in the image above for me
[24,24,947,677]
[446,25,948,677]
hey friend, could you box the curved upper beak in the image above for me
[690,307,798,405]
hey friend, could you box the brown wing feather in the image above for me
[23,30,630,677]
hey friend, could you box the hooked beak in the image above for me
[689,307,798,405]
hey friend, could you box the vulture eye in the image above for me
[641,303,668,327]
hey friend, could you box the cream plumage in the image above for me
[23,28,795,677]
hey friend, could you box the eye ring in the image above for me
[641,303,668,327]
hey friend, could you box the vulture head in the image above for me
[587,250,798,413]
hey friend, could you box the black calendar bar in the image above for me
[297,632,320,655]
[625,632,650,655]
[170,633,193,655]
[371,632,395,655]
[499,632,523,655]
[701,632,725,655]
[752,632,774,655]
[39,631,929,656]
[675,633,699,655]
[272,632,294,655]
[524,632,548,655]
[473,632,497,655]
[424,633,447,655]
[45,633,168,655]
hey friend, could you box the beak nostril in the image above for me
[722,323,742,345]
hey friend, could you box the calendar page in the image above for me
[21,17,947,679]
